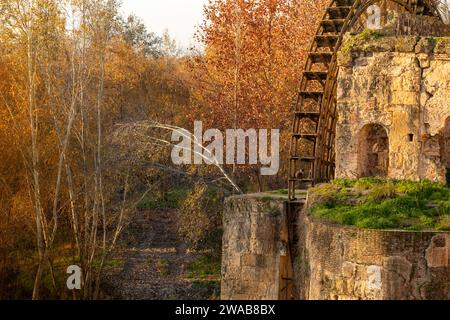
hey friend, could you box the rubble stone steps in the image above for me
[102,209,219,300]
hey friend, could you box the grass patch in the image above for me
[268,189,289,195]
[11,246,79,299]
[332,179,357,188]
[266,189,307,199]
[137,188,190,209]
[156,258,170,277]
[309,179,450,231]
[92,258,124,271]
[187,254,221,280]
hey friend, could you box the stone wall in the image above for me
[298,213,450,300]
[221,193,294,300]
[381,12,450,37]
[336,36,450,183]
[222,193,450,300]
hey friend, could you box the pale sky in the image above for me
[121,0,208,49]
[121,0,450,49]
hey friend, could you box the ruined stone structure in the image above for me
[222,2,450,301]
[336,36,450,184]
[221,194,450,300]
[222,33,450,303]
[297,207,450,300]
[221,194,294,300]
[288,0,450,199]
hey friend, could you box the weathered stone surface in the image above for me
[435,38,450,54]
[221,194,450,300]
[336,36,450,183]
[426,234,450,268]
[380,12,450,38]
[221,193,293,300]
[297,210,450,300]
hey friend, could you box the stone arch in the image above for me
[358,124,389,178]
[441,117,450,186]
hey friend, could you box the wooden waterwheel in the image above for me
[288,0,443,201]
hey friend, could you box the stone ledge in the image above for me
[338,35,450,67]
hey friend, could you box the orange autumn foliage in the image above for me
[186,0,328,188]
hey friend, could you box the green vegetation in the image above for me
[268,189,289,195]
[187,254,221,280]
[156,258,170,277]
[11,246,114,300]
[192,280,220,290]
[92,258,124,271]
[341,29,385,54]
[187,254,221,300]
[309,178,450,231]
[266,189,307,199]
[137,188,190,210]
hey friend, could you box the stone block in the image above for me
[415,37,436,54]
[391,91,419,105]
[342,262,356,278]
[426,234,450,268]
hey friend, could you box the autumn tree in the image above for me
[0,0,190,299]
[0,0,336,300]
[187,0,328,191]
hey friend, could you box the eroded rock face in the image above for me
[336,36,450,183]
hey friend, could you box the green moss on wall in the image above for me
[308,179,450,231]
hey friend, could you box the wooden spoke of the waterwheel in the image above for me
[288,0,441,201]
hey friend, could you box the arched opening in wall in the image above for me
[358,124,389,178]
[441,117,450,187]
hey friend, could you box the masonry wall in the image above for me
[221,194,293,300]
[298,213,450,300]
[221,194,450,300]
[336,36,450,183]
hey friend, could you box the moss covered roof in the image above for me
[338,31,450,66]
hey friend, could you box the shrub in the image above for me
[367,181,396,202]
[177,183,224,251]
[307,183,343,208]
[354,177,387,190]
